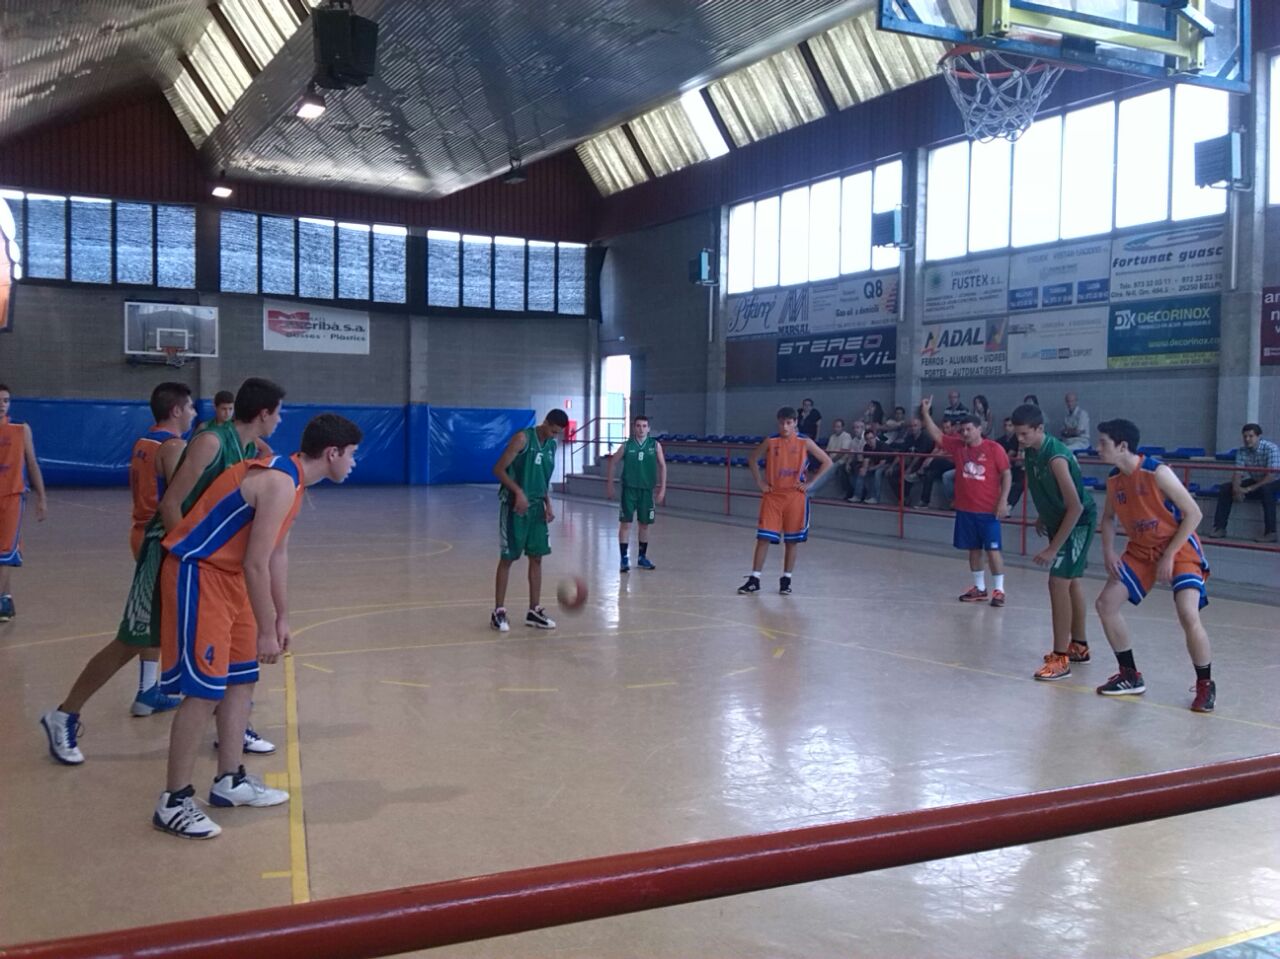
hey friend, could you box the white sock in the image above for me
[782,572,792,580]
[993,574,1005,591]
[139,659,158,692]
[751,570,762,578]
[973,570,986,590]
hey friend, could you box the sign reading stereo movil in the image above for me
[918,317,1008,379]
[725,272,898,339]
[1107,295,1220,369]
[776,325,897,382]
[263,299,370,354]
[1008,240,1110,311]
[922,255,1009,322]
[1109,224,1224,302]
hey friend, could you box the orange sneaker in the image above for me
[989,589,1005,607]
[1034,652,1072,682]
[958,586,989,603]
[1067,641,1091,663]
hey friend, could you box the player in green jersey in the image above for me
[491,410,568,632]
[605,415,667,572]
[1011,403,1098,683]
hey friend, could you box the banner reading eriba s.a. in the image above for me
[263,299,370,354]
[919,317,1007,379]
[1107,295,1220,369]
[776,325,896,382]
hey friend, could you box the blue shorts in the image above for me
[954,510,1002,551]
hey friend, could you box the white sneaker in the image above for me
[491,607,510,632]
[40,708,85,765]
[525,606,557,629]
[154,787,221,839]
[215,726,276,755]
[209,765,289,808]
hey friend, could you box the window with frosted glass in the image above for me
[115,202,153,285]
[0,194,21,278]
[778,187,809,286]
[966,140,1011,253]
[726,203,755,292]
[1115,90,1171,228]
[298,219,335,299]
[337,223,371,300]
[1272,56,1280,205]
[427,231,460,307]
[840,171,871,275]
[70,198,112,283]
[926,143,969,260]
[261,216,296,295]
[527,241,556,310]
[753,196,780,287]
[494,238,525,311]
[1060,101,1115,239]
[872,160,903,270]
[219,210,259,293]
[26,195,66,279]
[807,178,839,282]
[462,235,492,308]
[156,205,195,288]
[1011,117,1062,247]
[372,228,406,303]
[1172,85,1229,221]
[557,242,586,314]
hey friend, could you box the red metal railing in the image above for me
[6,754,1279,959]
[566,439,1279,556]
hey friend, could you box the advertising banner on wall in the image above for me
[725,287,810,339]
[1005,307,1109,374]
[922,255,1009,322]
[776,325,897,382]
[807,271,900,331]
[263,300,371,354]
[919,316,1008,379]
[1263,287,1280,366]
[1109,224,1224,302]
[1106,295,1220,368]
[1008,240,1111,311]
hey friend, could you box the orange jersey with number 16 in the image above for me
[765,434,808,491]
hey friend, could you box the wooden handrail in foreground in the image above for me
[5,754,1279,959]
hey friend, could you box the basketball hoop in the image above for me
[161,345,189,368]
[940,45,1066,142]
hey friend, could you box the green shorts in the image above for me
[115,523,166,648]
[500,497,550,561]
[1049,521,1094,580]
[619,487,656,525]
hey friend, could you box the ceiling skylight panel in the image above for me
[628,102,704,177]
[707,48,825,146]
[169,69,220,137]
[679,90,729,159]
[258,0,302,42]
[190,21,253,114]
[221,0,291,70]
[576,128,649,196]
[810,15,944,109]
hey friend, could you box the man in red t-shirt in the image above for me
[922,396,1013,606]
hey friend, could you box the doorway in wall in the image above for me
[600,354,631,461]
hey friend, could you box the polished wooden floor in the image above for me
[2,486,1278,957]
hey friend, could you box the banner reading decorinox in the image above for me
[263,299,370,354]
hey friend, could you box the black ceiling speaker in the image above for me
[313,2,379,90]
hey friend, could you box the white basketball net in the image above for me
[941,47,1066,142]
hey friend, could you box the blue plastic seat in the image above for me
[1170,447,1206,459]
[1187,482,1201,494]
[1215,450,1237,461]
[1138,446,1166,457]
[1082,477,1101,489]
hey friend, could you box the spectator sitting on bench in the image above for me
[1211,423,1279,544]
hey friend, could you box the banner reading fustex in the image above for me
[1107,295,1220,369]
[263,299,370,354]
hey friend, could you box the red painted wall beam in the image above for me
[5,754,1279,959]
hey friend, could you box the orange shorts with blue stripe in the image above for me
[1117,539,1209,609]
[757,489,809,543]
[158,553,259,700]
[0,493,24,566]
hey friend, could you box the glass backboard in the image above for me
[879,0,1250,92]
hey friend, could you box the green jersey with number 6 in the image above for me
[502,427,556,502]
[621,437,658,489]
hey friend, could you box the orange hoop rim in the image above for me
[939,44,1059,81]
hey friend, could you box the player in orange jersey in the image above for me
[1093,418,1216,712]
[152,413,362,839]
[738,406,832,595]
[0,383,48,622]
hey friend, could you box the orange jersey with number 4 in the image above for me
[765,434,808,491]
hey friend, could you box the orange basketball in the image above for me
[556,576,588,611]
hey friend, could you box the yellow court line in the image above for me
[625,681,677,689]
[300,662,333,674]
[283,654,310,905]
[261,870,292,880]
[1149,918,1280,959]
[772,647,786,659]
[380,680,430,689]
